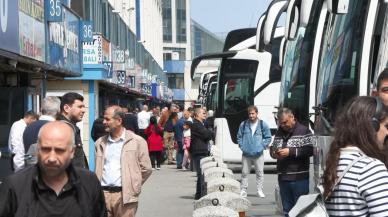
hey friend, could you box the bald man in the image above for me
[0,121,107,217]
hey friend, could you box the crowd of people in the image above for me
[3,70,388,217]
[1,93,216,217]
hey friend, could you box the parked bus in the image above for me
[191,0,289,163]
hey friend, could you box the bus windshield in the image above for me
[315,0,368,134]
[219,59,256,115]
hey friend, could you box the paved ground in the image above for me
[137,164,283,217]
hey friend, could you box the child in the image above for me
[145,116,164,170]
[181,121,191,170]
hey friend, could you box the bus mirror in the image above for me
[264,0,289,45]
[256,14,266,51]
[300,0,314,27]
[285,0,298,40]
[328,0,349,14]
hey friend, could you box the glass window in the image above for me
[167,74,184,89]
[220,59,257,115]
[315,0,368,133]
[373,10,388,85]
[279,28,307,122]
[176,0,186,43]
[163,53,172,61]
[162,0,172,42]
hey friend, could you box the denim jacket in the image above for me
[237,119,272,157]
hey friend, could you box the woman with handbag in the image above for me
[323,96,388,216]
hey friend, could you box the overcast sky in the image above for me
[190,0,273,38]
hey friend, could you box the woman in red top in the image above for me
[145,116,164,170]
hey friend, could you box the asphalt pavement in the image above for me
[137,164,283,217]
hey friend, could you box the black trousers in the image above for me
[149,151,162,168]
[192,153,207,199]
[139,129,147,140]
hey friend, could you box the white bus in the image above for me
[191,0,289,163]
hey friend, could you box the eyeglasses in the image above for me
[380,87,388,93]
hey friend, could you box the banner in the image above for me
[19,0,45,61]
[47,7,81,74]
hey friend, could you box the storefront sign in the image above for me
[127,75,135,88]
[101,36,110,61]
[103,61,113,78]
[112,48,125,63]
[45,0,63,21]
[82,35,102,64]
[80,20,93,42]
[0,0,19,53]
[47,7,81,74]
[116,70,126,85]
[19,0,45,61]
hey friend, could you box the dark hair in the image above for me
[60,92,84,112]
[377,68,388,90]
[323,96,388,199]
[276,107,294,119]
[169,112,178,120]
[24,110,38,119]
[183,121,191,127]
[150,116,160,135]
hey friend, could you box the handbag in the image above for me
[288,155,366,217]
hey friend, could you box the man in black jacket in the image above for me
[270,108,313,217]
[0,121,106,217]
[123,106,139,134]
[57,92,89,169]
[190,108,213,199]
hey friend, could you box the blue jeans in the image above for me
[279,179,309,217]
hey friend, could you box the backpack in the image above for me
[241,119,264,144]
[288,155,366,217]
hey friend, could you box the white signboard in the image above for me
[82,35,102,64]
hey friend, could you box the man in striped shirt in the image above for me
[270,108,313,216]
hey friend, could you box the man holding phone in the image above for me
[270,108,313,217]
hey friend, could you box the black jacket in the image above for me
[123,113,139,134]
[57,114,89,169]
[23,120,49,152]
[190,119,213,155]
[0,164,107,217]
[271,122,313,181]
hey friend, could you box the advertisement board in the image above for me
[47,6,81,74]
[82,35,102,64]
[0,0,19,53]
[19,0,45,61]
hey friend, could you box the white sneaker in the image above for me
[257,190,265,198]
[156,167,160,170]
[240,190,247,198]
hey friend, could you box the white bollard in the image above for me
[207,178,240,194]
[192,206,239,217]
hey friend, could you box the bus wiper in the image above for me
[312,105,334,134]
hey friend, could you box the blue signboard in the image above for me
[47,7,82,75]
[102,61,113,78]
[45,0,63,22]
[80,21,93,42]
[0,0,19,53]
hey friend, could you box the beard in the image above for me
[38,158,71,178]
